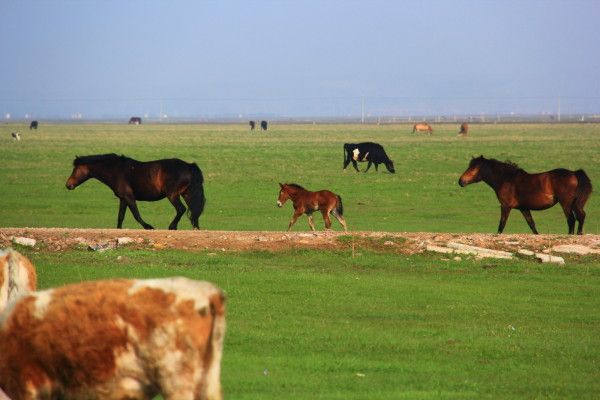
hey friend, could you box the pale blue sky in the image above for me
[1,0,599,118]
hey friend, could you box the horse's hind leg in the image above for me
[168,195,186,230]
[559,201,576,234]
[519,209,539,234]
[573,204,586,235]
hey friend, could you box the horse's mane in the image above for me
[73,153,129,166]
[285,183,306,190]
[484,158,523,175]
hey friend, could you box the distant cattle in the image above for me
[458,122,469,136]
[128,116,142,125]
[249,120,256,130]
[412,123,432,135]
[0,277,226,400]
[29,121,38,130]
[10,132,20,141]
[0,249,37,313]
[261,120,268,130]
[343,142,395,173]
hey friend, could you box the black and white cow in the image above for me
[343,142,395,173]
[11,132,21,141]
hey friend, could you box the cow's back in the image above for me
[0,277,225,400]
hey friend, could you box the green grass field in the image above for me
[1,122,599,233]
[2,123,600,398]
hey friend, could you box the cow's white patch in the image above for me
[363,152,369,160]
[129,277,218,311]
[352,148,360,161]
[33,289,54,319]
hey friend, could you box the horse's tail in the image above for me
[185,163,206,229]
[335,195,344,216]
[574,169,593,209]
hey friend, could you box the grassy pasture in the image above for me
[0,122,599,233]
[14,246,600,399]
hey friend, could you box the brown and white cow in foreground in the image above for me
[0,277,226,400]
[0,249,37,313]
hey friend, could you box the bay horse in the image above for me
[66,154,205,230]
[412,123,432,135]
[458,156,592,234]
[277,183,347,232]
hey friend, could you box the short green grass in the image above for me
[15,246,600,399]
[1,123,598,233]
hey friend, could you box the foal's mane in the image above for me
[284,183,306,190]
[73,153,129,166]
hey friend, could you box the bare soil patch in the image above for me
[2,228,600,257]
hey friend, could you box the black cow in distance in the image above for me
[29,121,38,130]
[343,142,395,173]
[260,120,268,130]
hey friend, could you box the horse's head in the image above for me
[65,157,91,190]
[277,183,290,207]
[386,160,396,174]
[458,155,485,187]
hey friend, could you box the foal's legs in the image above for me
[497,206,512,233]
[331,209,348,232]
[287,210,303,231]
[167,195,187,230]
[519,209,539,234]
[307,214,316,231]
[559,201,576,234]
[321,209,332,229]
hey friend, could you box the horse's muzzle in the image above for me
[66,183,75,190]
[458,178,465,187]
[277,201,282,208]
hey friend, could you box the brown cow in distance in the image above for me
[458,122,469,136]
[412,123,432,135]
[0,277,226,400]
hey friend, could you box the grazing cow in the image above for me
[29,121,38,130]
[343,142,395,173]
[128,116,142,125]
[11,132,21,141]
[249,120,256,130]
[0,277,226,400]
[260,120,268,130]
[412,123,432,135]
[0,249,37,313]
[458,122,469,136]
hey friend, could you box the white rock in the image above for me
[13,237,36,247]
[551,244,599,255]
[117,237,134,245]
[518,249,535,256]
[426,245,454,254]
[535,253,565,265]
[383,241,395,246]
[447,242,513,259]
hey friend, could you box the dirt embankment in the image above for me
[2,228,600,256]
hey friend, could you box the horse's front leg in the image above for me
[287,210,303,231]
[125,198,154,230]
[117,199,127,228]
[497,206,511,234]
[520,209,539,234]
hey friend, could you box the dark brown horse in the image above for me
[66,154,205,230]
[277,183,347,232]
[458,156,592,234]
